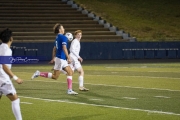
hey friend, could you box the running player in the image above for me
[69,30,89,91]
[0,28,23,120]
[31,23,78,95]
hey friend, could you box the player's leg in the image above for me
[7,94,22,120]
[33,69,60,80]
[74,59,89,91]
[76,67,89,91]
[3,82,22,120]
[60,63,74,75]
[31,70,53,80]
[51,70,60,80]
[31,57,61,80]
[63,66,73,90]
[63,65,78,95]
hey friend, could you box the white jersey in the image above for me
[69,38,80,59]
[0,43,12,83]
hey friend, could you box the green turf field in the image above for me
[1,61,180,120]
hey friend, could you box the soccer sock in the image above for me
[40,72,52,78]
[67,76,72,91]
[79,76,84,87]
[12,98,22,120]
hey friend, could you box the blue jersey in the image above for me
[54,34,68,60]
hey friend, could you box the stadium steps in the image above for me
[0,0,128,42]
[13,32,116,36]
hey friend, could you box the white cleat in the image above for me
[67,90,78,95]
[31,70,40,80]
[79,87,89,91]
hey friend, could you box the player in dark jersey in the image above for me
[31,23,78,95]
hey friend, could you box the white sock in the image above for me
[79,76,84,87]
[12,98,22,120]
[48,73,52,78]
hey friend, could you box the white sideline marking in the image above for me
[84,74,180,80]
[106,67,128,68]
[19,96,180,116]
[26,80,180,92]
[106,67,180,73]
[88,83,180,92]
[123,97,138,100]
[89,98,104,101]
[88,75,180,80]
[45,99,70,102]
[21,102,33,104]
[150,71,180,73]
[154,96,171,99]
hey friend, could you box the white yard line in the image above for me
[21,102,33,104]
[26,80,180,92]
[86,74,180,80]
[86,83,180,92]
[19,96,180,116]
[123,97,138,100]
[89,98,104,101]
[106,67,128,68]
[154,96,171,99]
[148,71,180,73]
[106,67,180,73]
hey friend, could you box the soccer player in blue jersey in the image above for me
[31,23,78,95]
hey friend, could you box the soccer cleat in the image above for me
[67,90,78,95]
[31,70,40,80]
[79,87,89,91]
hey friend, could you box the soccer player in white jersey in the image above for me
[69,30,89,91]
[31,23,78,95]
[0,28,23,120]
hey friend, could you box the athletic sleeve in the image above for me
[62,36,67,46]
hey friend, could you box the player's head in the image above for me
[74,30,82,40]
[0,28,13,43]
[53,23,65,34]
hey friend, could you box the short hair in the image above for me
[53,23,63,34]
[74,30,82,36]
[0,28,12,43]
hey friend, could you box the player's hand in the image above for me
[49,59,54,64]
[16,78,23,84]
[67,58,71,64]
[78,57,83,63]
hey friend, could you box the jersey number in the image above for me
[56,41,58,49]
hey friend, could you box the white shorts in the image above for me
[69,55,82,71]
[0,80,16,96]
[54,57,69,71]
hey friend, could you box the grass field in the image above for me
[74,0,180,41]
[1,60,180,120]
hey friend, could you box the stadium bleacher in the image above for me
[0,0,131,42]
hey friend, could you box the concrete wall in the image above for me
[12,42,180,60]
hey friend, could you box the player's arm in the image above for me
[52,46,56,59]
[49,46,56,64]
[62,45,71,64]
[2,64,23,84]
